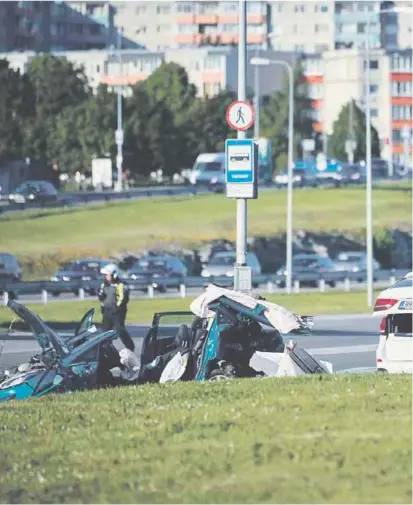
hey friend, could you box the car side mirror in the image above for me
[53,374,64,386]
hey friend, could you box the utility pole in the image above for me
[253,48,260,139]
[115,29,123,192]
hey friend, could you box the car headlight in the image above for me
[62,276,70,281]
[152,273,161,278]
[82,276,92,281]
[50,276,59,282]
[352,266,360,272]
[211,177,218,184]
[226,270,234,277]
[201,270,210,277]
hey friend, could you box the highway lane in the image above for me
[0,313,379,374]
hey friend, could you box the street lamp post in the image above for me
[250,56,294,293]
[115,29,123,192]
[364,5,413,306]
[253,50,260,139]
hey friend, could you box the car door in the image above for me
[385,313,412,364]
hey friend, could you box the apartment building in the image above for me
[113,0,270,51]
[311,47,412,164]
[269,1,334,53]
[0,1,139,53]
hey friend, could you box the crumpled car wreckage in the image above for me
[0,285,332,401]
[0,301,139,403]
[139,285,333,383]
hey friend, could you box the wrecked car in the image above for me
[0,301,139,403]
[138,285,332,383]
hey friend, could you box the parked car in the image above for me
[276,253,337,287]
[333,251,381,282]
[0,252,22,283]
[189,153,225,190]
[201,251,262,287]
[373,273,412,374]
[8,180,59,205]
[50,258,111,296]
[126,255,188,292]
[339,164,367,185]
[275,167,318,188]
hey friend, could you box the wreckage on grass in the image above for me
[0,301,139,403]
[139,285,333,383]
[0,285,332,402]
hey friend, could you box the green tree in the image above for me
[125,85,180,177]
[24,55,90,162]
[260,60,314,172]
[141,63,197,169]
[0,59,34,164]
[329,100,381,162]
[186,89,237,157]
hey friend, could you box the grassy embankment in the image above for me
[0,186,411,278]
[0,374,411,504]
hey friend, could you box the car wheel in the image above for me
[377,368,388,373]
[51,292,61,298]
[328,281,336,288]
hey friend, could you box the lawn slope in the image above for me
[0,374,411,504]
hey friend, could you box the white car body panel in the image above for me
[374,275,413,373]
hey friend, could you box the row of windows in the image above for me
[175,1,264,14]
[391,56,412,72]
[391,81,412,96]
[392,105,413,120]
[392,128,413,142]
[336,22,379,35]
[335,1,376,14]
[272,3,329,14]
[177,23,265,34]
[203,81,222,97]
[108,59,163,74]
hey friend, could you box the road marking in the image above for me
[308,344,376,356]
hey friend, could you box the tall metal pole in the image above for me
[115,29,123,192]
[253,48,260,139]
[234,0,248,291]
[365,17,374,307]
[388,61,394,177]
[286,63,294,294]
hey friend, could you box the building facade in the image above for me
[113,0,270,51]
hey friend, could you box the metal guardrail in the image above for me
[0,269,408,305]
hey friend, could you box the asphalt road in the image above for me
[0,313,379,374]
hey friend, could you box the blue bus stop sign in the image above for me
[225,138,258,199]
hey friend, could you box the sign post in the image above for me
[225,0,253,293]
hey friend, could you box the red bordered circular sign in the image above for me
[226,100,255,131]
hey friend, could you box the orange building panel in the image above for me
[195,14,218,24]
[201,71,223,83]
[392,120,413,129]
[304,75,323,84]
[218,13,265,24]
[313,121,323,132]
[391,96,412,106]
[174,34,199,44]
[246,33,266,44]
[175,14,196,23]
[311,99,323,109]
[392,143,413,154]
[102,74,148,85]
[390,73,412,82]
[247,14,265,24]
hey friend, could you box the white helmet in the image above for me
[101,263,119,278]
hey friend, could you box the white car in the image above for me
[373,272,412,374]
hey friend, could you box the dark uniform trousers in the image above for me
[99,280,135,352]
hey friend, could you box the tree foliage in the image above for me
[261,60,314,172]
[0,55,329,178]
[329,100,381,162]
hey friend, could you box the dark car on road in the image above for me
[0,253,22,283]
[8,180,59,206]
[275,167,318,188]
[50,259,112,296]
[333,251,381,282]
[126,255,188,293]
[276,253,337,288]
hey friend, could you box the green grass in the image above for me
[0,290,381,326]
[1,187,411,258]
[0,374,411,504]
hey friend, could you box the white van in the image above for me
[373,272,412,373]
[189,153,225,189]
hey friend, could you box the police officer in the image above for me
[98,264,135,352]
